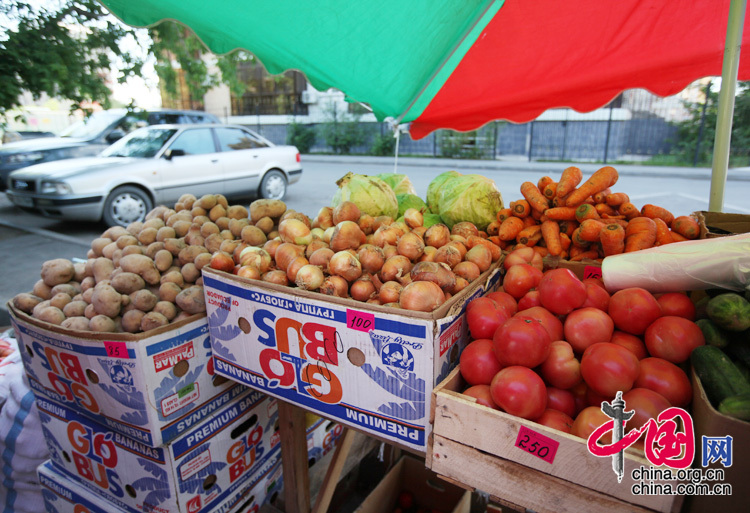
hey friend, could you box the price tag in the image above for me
[104,341,129,359]
[583,265,603,280]
[346,309,375,332]
[515,425,559,464]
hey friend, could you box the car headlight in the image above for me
[40,181,73,195]
[8,152,44,164]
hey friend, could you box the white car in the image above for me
[5,124,302,226]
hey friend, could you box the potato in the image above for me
[102,241,119,260]
[178,194,197,210]
[82,287,94,304]
[159,282,182,303]
[154,250,173,272]
[12,293,43,314]
[250,199,286,223]
[101,226,128,240]
[91,237,113,257]
[84,303,96,319]
[184,231,205,247]
[32,279,53,300]
[36,306,66,325]
[141,311,169,332]
[121,309,146,333]
[160,270,185,288]
[116,234,139,249]
[156,226,176,242]
[153,301,178,321]
[92,257,115,283]
[51,283,79,297]
[195,194,218,210]
[176,285,206,314]
[41,258,76,287]
[119,254,161,285]
[181,263,200,284]
[216,217,231,231]
[80,276,96,292]
[178,245,209,266]
[49,292,73,310]
[122,245,144,257]
[138,227,158,245]
[200,222,220,238]
[172,311,193,323]
[255,216,275,235]
[166,211,192,226]
[204,233,224,254]
[220,239,240,256]
[226,205,249,220]
[146,241,166,259]
[89,314,116,333]
[143,217,165,231]
[63,300,88,318]
[241,225,267,246]
[126,221,144,237]
[61,317,90,331]
[74,262,87,282]
[130,289,158,312]
[145,206,168,222]
[86,249,96,259]
[72,294,83,302]
[229,218,250,238]
[164,238,187,256]
[111,272,146,295]
[112,249,124,268]
[92,284,122,318]
[33,300,52,317]
[192,215,210,226]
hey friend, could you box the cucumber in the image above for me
[706,293,750,332]
[696,319,730,348]
[725,338,750,368]
[735,360,750,384]
[691,345,750,407]
[718,393,750,421]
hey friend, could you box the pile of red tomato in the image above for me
[460,247,705,442]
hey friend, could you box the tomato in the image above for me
[580,342,640,397]
[570,381,589,416]
[460,338,503,386]
[518,290,542,310]
[504,246,543,271]
[462,384,500,409]
[516,306,564,342]
[586,386,614,408]
[493,316,551,368]
[538,268,587,315]
[563,307,614,353]
[540,341,582,389]
[535,409,574,433]
[644,316,705,364]
[466,297,512,340]
[546,386,576,418]
[583,277,606,290]
[656,292,696,321]
[581,282,610,312]
[610,330,648,360]
[571,406,612,444]
[490,366,547,420]
[622,388,672,432]
[608,287,662,335]
[502,264,543,299]
[484,291,518,317]
[634,357,692,407]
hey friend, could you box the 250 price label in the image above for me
[515,425,559,464]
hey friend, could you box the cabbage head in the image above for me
[423,213,444,228]
[426,170,461,214]
[396,193,428,218]
[331,172,398,218]
[377,173,416,195]
[436,174,504,230]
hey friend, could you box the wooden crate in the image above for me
[427,367,683,513]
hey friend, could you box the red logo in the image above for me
[186,495,202,513]
[154,342,195,372]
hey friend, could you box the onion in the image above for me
[320,276,349,297]
[378,281,403,303]
[370,272,384,291]
[286,256,310,282]
[404,208,424,229]
[350,276,376,302]
[382,244,398,260]
[418,246,437,262]
[305,239,329,258]
[450,234,469,245]
[329,251,363,282]
[372,225,403,247]
[399,281,446,312]
[447,241,468,258]
[330,221,366,251]
[295,265,325,291]
[280,210,312,228]
[433,244,463,268]
[424,224,451,248]
[410,261,456,292]
[323,227,335,243]
[275,243,305,272]
[311,227,326,240]
[450,276,470,295]
[411,226,427,239]
[232,242,249,264]
[358,214,375,235]
[332,201,361,225]
[366,298,382,305]
[451,222,479,239]
[262,270,289,286]
[279,219,312,246]
[237,265,261,280]
[384,302,402,308]
[379,255,412,283]
[309,248,335,271]
[465,245,492,272]
[263,239,282,259]
[453,261,481,282]
[240,247,272,272]
[373,216,393,231]
[314,207,334,229]
[357,244,385,274]
[396,232,425,261]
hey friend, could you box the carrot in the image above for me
[468,235,502,262]
[557,220,578,237]
[486,221,501,237]
[653,218,673,246]
[487,235,505,248]
[618,202,640,220]
[531,209,545,221]
[670,230,689,242]
[496,208,513,223]
[478,230,488,238]
[520,182,550,213]
[571,227,591,248]
[575,203,601,223]
[570,250,601,262]
[543,182,558,200]
[498,216,525,241]
[521,215,537,228]
[579,219,606,242]
[624,217,657,252]
[543,207,578,221]
[606,192,630,207]
[671,216,700,240]
[538,176,555,191]
[556,166,583,198]
[607,218,629,229]
[510,199,531,218]
[517,224,542,246]
[541,220,562,256]
[593,188,612,205]
[569,245,587,259]
[559,233,572,252]
[565,166,619,207]
[641,204,675,226]
[595,203,617,217]
[599,223,625,256]
[552,194,571,208]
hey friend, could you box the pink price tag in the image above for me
[515,425,559,464]
[346,309,375,332]
[583,265,603,280]
[104,341,129,359]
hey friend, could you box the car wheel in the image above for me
[103,186,153,227]
[258,170,287,200]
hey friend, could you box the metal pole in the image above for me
[694,82,712,167]
[604,103,614,164]
[709,0,747,212]
[493,121,499,160]
[528,122,535,161]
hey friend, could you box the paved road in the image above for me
[2,155,749,325]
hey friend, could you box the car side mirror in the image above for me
[164,149,186,160]
[106,129,126,144]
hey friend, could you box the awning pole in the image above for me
[709,0,747,212]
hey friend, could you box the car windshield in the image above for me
[60,111,126,139]
[101,128,177,158]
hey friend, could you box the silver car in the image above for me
[5,124,302,227]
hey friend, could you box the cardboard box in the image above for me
[695,210,750,239]
[306,415,344,465]
[353,455,469,513]
[428,367,683,513]
[202,263,502,453]
[35,389,281,513]
[9,306,238,447]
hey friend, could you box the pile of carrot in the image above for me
[485,166,700,261]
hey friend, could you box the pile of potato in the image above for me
[11,193,285,334]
